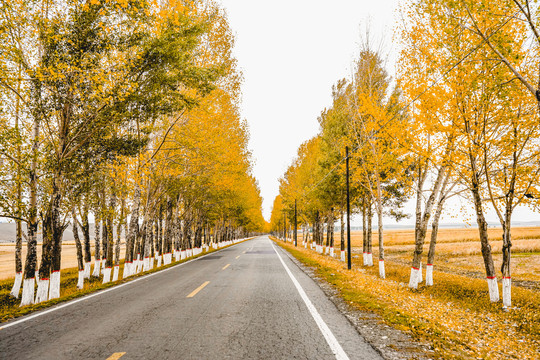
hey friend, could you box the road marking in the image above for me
[1,239,251,331]
[235,255,240,259]
[270,241,349,360]
[242,250,246,254]
[187,281,210,298]
[222,264,230,270]
[106,353,126,360]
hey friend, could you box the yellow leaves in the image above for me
[278,240,540,359]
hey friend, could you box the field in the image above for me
[297,226,540,288]
[276,229,540,359]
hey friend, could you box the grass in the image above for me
[0,240,250,323]
[274,237,540,360]
[298,227,540,285]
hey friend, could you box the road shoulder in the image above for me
[274,240,431,360]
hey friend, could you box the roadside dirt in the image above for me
[282,248,433,360]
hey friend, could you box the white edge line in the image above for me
[2,238,253,330]
[270,240,349,360]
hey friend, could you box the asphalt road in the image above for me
[0,236,382,360]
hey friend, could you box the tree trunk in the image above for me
[81,202,91,278]
[410,165,446,289]
[101,219,108,271]
[36,199,55,303]
[123,185,140,278]
[376,176,385,279]
[338,209,344,260]
[366,198,373,266]
[20,117,40,306]
[471,177,498,302]
[49,179,64,300]
[362,198,367,265]
[92,217,101,277]
[72,209,84,289]
[10,72,23,299]
[426,195,444,286]
[426,174,450,286]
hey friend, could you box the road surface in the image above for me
[0,236,382,360]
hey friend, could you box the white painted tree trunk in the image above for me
[367,253,373,266]
[379,260,385,279]
[102,267,111,284]
[135,254,141,273]
[181,250,186,260]
[418,263,423,283]
[502,277,511,308]
[156,255,162,267]
[49,271,60,300]
[149,257,154,269]
[363,252,367,266]
[101,258,107,274]
[425,264,434,286]
[84,261,91,279]
[329,247,334,257]
[163,253,172,265]
[20,278,35,306]
[487,277,499,302]
[143,257,150,271]
[92,260,101,277]
[10,272,23,298]
[35,278,49,303]
[408,267,420,289]
[122,261,132,278]
[77,270,84,289]
[112,265,120,281]
[341,251,345,262]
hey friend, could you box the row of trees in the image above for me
[0,0,265,306]
[271,0,540,309]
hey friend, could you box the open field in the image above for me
[295,227,540,287]
[275,238,540,359]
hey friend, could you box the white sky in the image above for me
[218,0,399,221]
[218,0,540,226]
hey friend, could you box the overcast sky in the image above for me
[217,0,540,226]
[217,0,399,221]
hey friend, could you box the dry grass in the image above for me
[275,238,540,360]
[296,227,540,285]
[298,226,540,248]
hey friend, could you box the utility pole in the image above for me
[294,199,297,247]
[346,146,351,270]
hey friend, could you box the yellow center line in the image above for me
[235,255,240,259]
[187,281,210,298]
[222,263,230,270]
[106,352,126,360]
